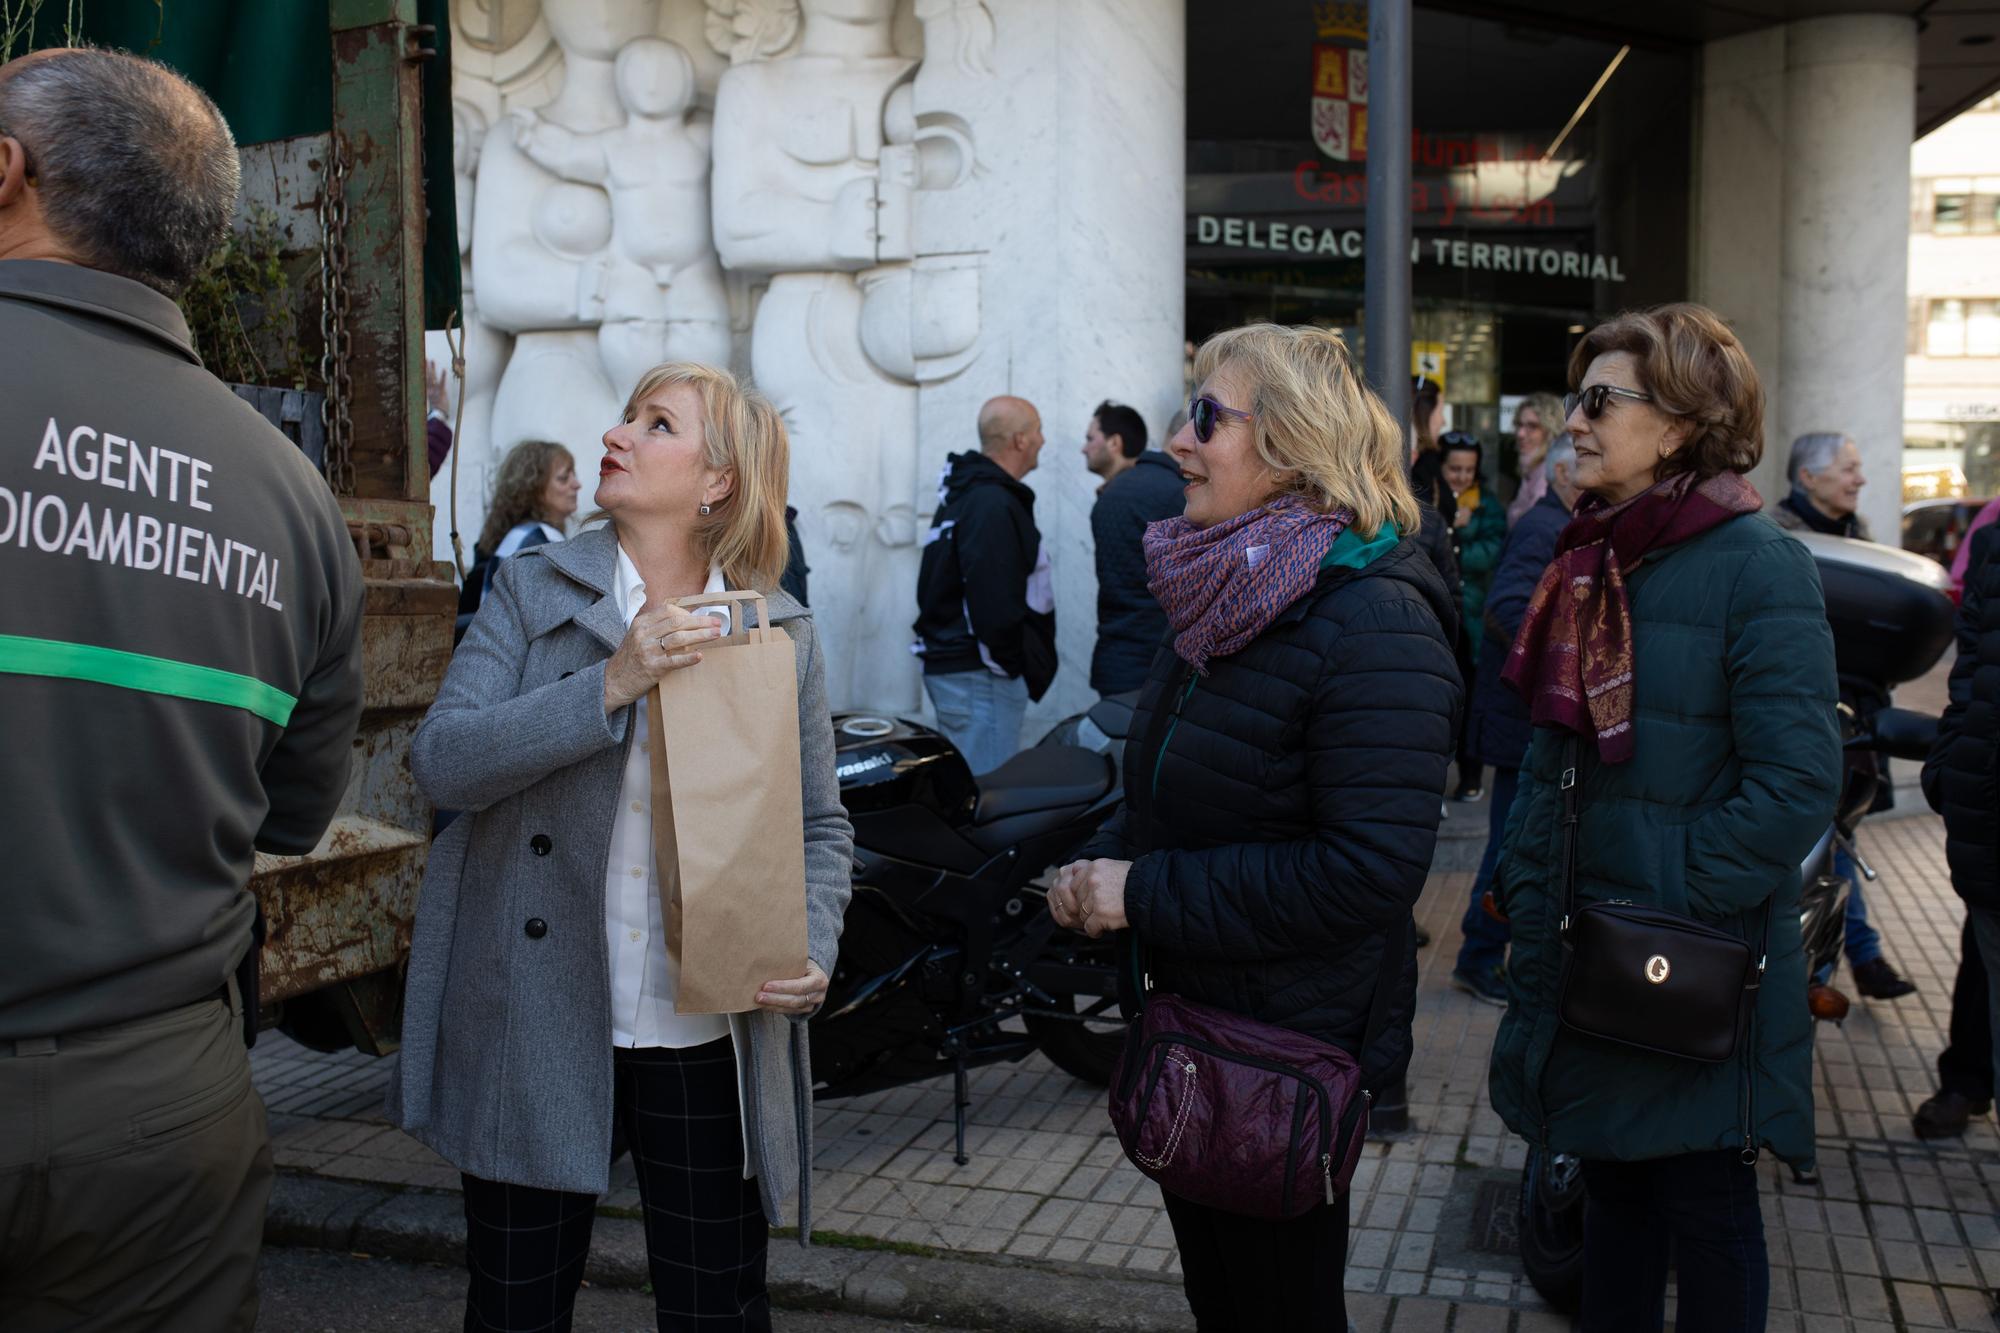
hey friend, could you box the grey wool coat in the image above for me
[387,525,853,1230]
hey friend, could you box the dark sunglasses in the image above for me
[1189,394,1253,443]
[1564,383,1653,421]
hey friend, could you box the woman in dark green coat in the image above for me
[1486,304,1840,1333]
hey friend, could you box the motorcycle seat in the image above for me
[972,747,1114,825]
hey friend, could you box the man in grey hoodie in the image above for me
[0,49,363,1330]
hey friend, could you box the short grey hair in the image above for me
[1544,431,1577,484]
[1787,432,1850,485]
[1517,392,1565,435]
[0,49,239,297]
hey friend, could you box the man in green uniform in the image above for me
[0,48,363,1330]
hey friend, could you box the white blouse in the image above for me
[604,545,734,1049]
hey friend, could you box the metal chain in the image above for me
[317,132,357,497]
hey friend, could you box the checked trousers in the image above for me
[460,1039,769,1333]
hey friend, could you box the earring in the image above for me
[698,503,712,516]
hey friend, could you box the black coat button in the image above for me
[524,918,548,939]
[530,834,552,856]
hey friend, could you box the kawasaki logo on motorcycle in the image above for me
[836,750,894,781]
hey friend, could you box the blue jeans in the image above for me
[1813,849,1883,984]
[1839,849,1883,966]
[1580,1150,1768,1332]
[924,670,1029,775]
[1455,766,1518,976]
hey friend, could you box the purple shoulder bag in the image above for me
[1105,658,1404,1219]
[1107,923,1404,1220]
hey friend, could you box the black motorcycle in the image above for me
[811,695,1136,1163]
[1518,533,1955,1314]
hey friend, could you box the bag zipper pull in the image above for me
[1322,1152,1334,1205]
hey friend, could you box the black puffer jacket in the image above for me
[1090,451,1185,695]
[1079,539,1461,1087]
[1924,523,2000,913]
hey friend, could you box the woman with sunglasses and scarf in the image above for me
[1047,324,1460,1328]
[1486,304,1841,1332]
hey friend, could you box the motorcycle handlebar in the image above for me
[1847,706,1938,763]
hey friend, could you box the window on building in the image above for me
[1927,299,2000,357]
[1932,177,2000,235]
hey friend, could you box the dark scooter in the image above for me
[1518,533,1955,1314]
[812,694,1137,1163]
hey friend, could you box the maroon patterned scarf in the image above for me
[1144,495,1354,673]
[1502,471,1763,763]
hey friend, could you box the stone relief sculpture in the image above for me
[512,35,732,393]
[444,0,1003,711]
[448,98,511,497]
[708,0,986,712]
[470,0,736,494]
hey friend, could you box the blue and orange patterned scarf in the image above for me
[1144,495,1355,673]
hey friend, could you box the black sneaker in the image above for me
[1851,958,1917,1000]
[1913,1090,1994,1140]
[1451,965,1508,1007]
[1453,784,1484,803]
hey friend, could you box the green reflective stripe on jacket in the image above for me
[0,634,297,726]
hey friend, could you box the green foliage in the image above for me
[1,0,86,62]
[180,204,312,390]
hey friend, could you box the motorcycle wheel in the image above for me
[1518,1146,1586,1316]
[1024,992,1126,1086]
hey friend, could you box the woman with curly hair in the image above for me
[1488,303,1840,1331]
[458,440,581,631]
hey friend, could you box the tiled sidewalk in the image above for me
[254,813,2000,1332]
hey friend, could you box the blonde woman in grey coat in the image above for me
[389,362,853,1333]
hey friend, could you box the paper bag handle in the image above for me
[671,591,771,645]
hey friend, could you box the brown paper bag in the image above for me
[646,591,808,1014]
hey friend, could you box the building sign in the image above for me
[1908,399,2000,421]
[1413,343,1447,393]
[1192,214,1628,282]
[1311,4,1369,161]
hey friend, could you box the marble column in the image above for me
[912,0,1186,726]
[1777,14,1916,540]
[1693,27,1787,499]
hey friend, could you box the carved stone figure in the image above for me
[449,98,512,505]
[709,0,985,712]
[513,35,731,392]
[471,0,663,486]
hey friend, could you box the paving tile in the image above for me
[1939,1283,2000,1328]
[1843,1274,1894,1322]
[1894,1279,1951,1329]
[1346,1292,1390,1333]
[1834,1234,1881,1275]
[1922,1241,1981,1287]
[1796,1267,1845,1316]
[1449,1304,1509,1332]
[1058,1200,1113,1242]
[1868,1203,1919,1242]
[1019,1198,1076,1237]
[1881,1238,1933,1283]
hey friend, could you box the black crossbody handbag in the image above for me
[1554,738,1767,1063]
